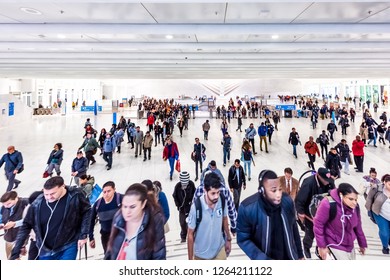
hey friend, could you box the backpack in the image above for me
[194,194,226,237]
[367,187,381,224]
[243,150,251,161]
[309,193,337,221]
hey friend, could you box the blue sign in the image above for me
[8,102,14,116]
[275,105,296,110]
[81,106,102,112]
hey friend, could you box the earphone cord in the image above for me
[326,200,350,248]
[34,199,60,260]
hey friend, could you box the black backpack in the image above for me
[194,194,226,237]
[243,150,251,161]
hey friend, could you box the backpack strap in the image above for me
[194,197,202,236]
[327,196,337,222]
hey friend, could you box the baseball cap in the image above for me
[317,167,332,183]
[179,171,190,185]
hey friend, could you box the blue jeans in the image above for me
[168,157,175,177]
[243,160,251,178]
[5,171,20,192]
[373,212,390,248]
[292,145,297,156]
[38,243,78,260]
[223,148,230,165]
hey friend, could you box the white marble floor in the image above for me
[0,106,389,260]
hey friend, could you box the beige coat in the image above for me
[143,134,154,149]
[359,126,368,140]
[365,184,389,215]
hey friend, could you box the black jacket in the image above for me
[228,165,246,189]
[0,198,29,242]
[104,208,166,260]
[237,193,303,260]
[288,132,300,145]
[335,142,350,162]
[325,152,342,174]
[172,181,196,214]
[327,122,337,133]
[295,175,334,218]
[10,186,91,259]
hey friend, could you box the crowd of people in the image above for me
[0,95,389,261]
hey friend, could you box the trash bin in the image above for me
[284,110,292,118]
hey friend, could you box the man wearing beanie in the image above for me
[172,171,196,243]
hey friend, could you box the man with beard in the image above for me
[187,172,231,260]
[237,170,304,260]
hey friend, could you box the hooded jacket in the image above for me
[104,208,166,260]
[314,188,367,252]
[10,186,91,259]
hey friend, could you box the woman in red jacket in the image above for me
[352,135,365,173]
[162,137,179,181]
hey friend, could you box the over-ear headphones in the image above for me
[258,169,272,194]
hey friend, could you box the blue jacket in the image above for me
[258,125,268,137]
[158,192,170,222]
[103,137,116,153]
[71,157,88,177]
[237,193,303,260]
[0,151,23,173]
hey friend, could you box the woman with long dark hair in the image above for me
[314,183,367,260]
[104,183,166,260]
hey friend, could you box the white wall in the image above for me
[0,94,32,125]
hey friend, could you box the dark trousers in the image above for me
[249,138,256,153]
[233,187,242,212]
[329,131,335,141]
[143,147,151,159]
[179,127,183,136]
[303,219,314,251]
[148,124,153,132]
[101,231,110,254]
[308,154,316,170]
[86,150,95,164]
[28,240,38,260]
[320,144,328,158]
[354,155,364,172]
[204,130,209,140]
[5,171,20,192]
[342,126,347,135]
[179,212,188,240]
[268,133,273,143]
[154,133,161,146]
[129,136,134,148]
[103,151,113,168]
[195,159,203,179]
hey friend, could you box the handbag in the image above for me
[89,184,103,205]
[175,160,181,173]
[43,171,49,178]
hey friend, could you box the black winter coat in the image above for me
[172,181,196,214]
[104,208,166,260]
[10,186,91,259]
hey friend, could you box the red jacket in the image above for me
[304,141,320,156]
[147,114,155,125]
[352,139,365,156]
[163,142,179,160]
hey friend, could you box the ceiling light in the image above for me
[57,34,66,39]
[20,7,42,15]
[271,35,279,40]
[165,35,173,39]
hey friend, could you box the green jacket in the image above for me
[79,137,100,152]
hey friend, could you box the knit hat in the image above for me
[180,171,190,186]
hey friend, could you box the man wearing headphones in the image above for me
[236,169,304,260]
[10,176,91,260]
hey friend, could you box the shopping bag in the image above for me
[43,171,50,178]
[89,184,102,205]
[175,160,181,173]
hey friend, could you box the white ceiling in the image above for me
[0,0,390,79]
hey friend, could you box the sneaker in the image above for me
[170,176,173,181]
[382,248,389,254]
[90,161,96,165]
[195,177,198,181]
[248,177,251,181]
[107,167,111,170]
[304,248,312,259]
[181,238,186,243]
[223,163,226,166]
[135,155,138,158]
[143,158,146,161]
